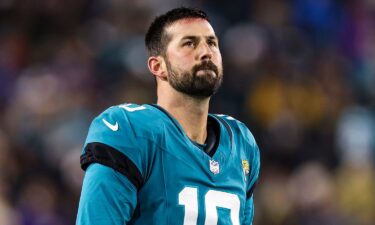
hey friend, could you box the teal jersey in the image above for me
[76,103,260,225]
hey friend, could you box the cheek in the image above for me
[211,48,222,60]
[214,53,223,67]
[167,61,186,77]
[169,53,193,69]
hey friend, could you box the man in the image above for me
[76,7,260,225]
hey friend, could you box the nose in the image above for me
[197,42,213,61]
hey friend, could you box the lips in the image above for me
[198,69,214,72]
[193,61,219,75]
[196,69,215,75]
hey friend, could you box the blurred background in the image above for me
[0,0,374,224]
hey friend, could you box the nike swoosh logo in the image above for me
[102,118,119,131]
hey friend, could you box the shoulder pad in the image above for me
[85,103,161,147]
[214,114,257,145]
[214,114,260,196]
[82,103,158,187]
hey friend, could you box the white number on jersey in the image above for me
[119,104,146,112]
[179,187,240,225]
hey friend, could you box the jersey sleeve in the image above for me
[77,105,151,224]
[242,197,255,225]
[76,164,138,225]
[246,137,260,199]
[242,125,260,225]
[80,106,147,189]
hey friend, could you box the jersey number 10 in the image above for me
[179,187,240,225]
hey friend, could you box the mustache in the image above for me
[192,61,219,75]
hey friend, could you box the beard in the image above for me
[166,59,223,98]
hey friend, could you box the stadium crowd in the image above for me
[0,0,374,224]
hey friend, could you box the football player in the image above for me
[76,7,260,225]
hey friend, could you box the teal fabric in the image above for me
[76,103,260,225]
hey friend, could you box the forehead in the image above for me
[166,18,216,40]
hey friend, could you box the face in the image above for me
[164,18,223,98]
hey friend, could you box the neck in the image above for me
[157,87,210,144]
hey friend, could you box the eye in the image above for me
[183,41,195,48]
[207,40,218,47]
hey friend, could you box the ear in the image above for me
[148,56,167,81]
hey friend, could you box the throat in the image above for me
[188,130,207,145]
[190,116,220,157]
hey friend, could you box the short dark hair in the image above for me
[145,7,210,57]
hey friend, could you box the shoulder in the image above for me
[89,103,161,135]
[214,114,257,148]
[215,114,261,192]
[214,114,260,167]
[84,103,165,150]
[82,103,162,185]
[97,103,157,126]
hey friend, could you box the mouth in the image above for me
[196,69,216,77]
[193,61,219,77]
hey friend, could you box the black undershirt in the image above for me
[201,116,220,156]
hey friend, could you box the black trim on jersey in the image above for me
[80,142,143,190]
[212,115,233,147]
[246,181,257,199]
[205,116,220,157]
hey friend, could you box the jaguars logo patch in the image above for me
[242,160,250,177]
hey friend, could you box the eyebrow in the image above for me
[206,35,218,41]
[181,35,218,41]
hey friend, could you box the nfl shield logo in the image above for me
[209,160,220,174]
